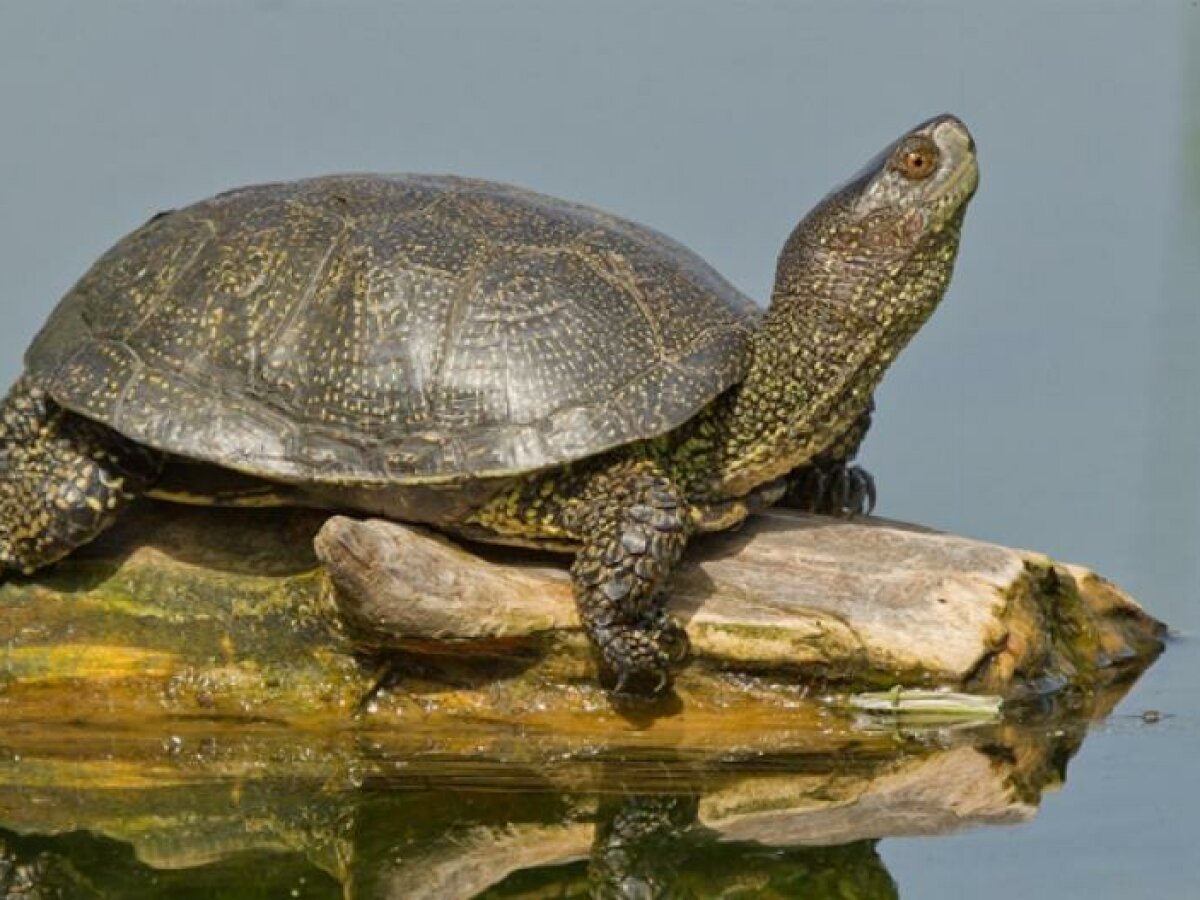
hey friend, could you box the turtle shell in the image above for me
[25,175,760,484]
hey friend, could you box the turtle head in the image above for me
[830,114,976,242]
[773,114,977,321]
[772,115,979,321]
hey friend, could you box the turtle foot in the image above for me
[646,608,691,665]
[785,461,876,518]
[594,627,673,697]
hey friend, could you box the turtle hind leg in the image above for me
[0,376,162,574]
[782,402,877,517]
[569,459,694,696]
[784,461,876,517]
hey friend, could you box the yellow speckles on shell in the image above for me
[25,174,757,486]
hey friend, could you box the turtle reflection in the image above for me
[351,778,899,900]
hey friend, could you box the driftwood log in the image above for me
[314,508,1164,696]
[0,502,1164,733]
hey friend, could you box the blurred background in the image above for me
[0,2,1196,895]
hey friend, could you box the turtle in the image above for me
[0,114,978,694]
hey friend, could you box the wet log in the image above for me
[0,502,1165,732]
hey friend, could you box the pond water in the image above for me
[1,2,1198,897]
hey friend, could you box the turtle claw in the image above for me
[613,666,670,698]
[785,462,877,518]
[859,467,878,516]
[662,629,691,665]
[838,464,876,517]
[808,466,828,509]
[836,468,852,513]
[599,629,673,697]
[646,609,691,665]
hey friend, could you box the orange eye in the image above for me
[891,136,940,181]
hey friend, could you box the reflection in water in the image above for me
[0,830,340,899]
[0,819,894,900]
[586,792,702,898]
[0,687,1121,899]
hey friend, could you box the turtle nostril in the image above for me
[936,114,976,154]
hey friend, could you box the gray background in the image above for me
[1,2,1196,895]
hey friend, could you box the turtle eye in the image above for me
[890,136,940,181]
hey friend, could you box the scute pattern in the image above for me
[26,175,759,483]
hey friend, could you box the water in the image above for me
[0,1,1197,896]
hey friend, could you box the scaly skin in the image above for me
[0,377,161,574]
[566,460,693,693]
[709,204,968,499]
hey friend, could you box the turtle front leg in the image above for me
[569,460,693,695]
[0,376,162,575]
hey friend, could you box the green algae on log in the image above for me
[0,502,1164,730]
